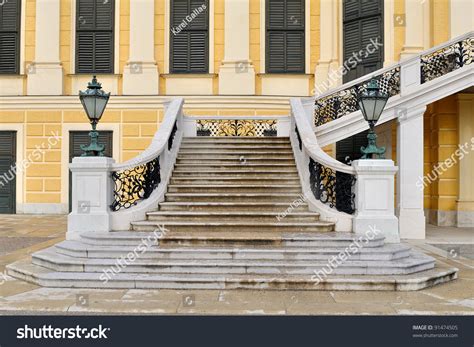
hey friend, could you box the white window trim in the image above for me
[70,0,120,74]
[260,0,311,74]
[164,0,215,74]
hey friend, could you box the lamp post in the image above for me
[78,76,110,156]
[357,79,389,159]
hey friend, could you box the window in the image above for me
[266,0,305,73]
[76,0,115,73]
[170,0,209,73]
[0,0,21,74]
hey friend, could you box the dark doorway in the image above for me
[0,131,17,214]
[338,0,384,164]
[69,131,113,212]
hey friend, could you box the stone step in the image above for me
[6,259,457,290]
[177,153,295,160]
[174,163,296,171]
[178,150,295,156]
[179,145,292,151]
[146,211,319,222]
[31,248,435,276]
[176,158,296,165]
[157,202,309,212]
[172,170,299,177]
[78,231,385,248]
[164,193,303,202]
[130,221,334,233]
[169,177,302,185]
[55,240,411,261]
[167,184,302,193]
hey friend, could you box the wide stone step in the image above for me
[157,202,310,212]
[146,211,318,222]
[177,153,295,160]
[176,158,296,165]
[172,170,299,177]
[7,259,457,290]
[169,177,302,185]
[178,150,295,156]
[179,146,292,151]
[167,184,302,193]
[131,221,334,233]
[31,249,435,276]
[164,193,303,202]
[78,231,384,248]
[55,240,411,261]
[180,144,292,149]
[174,164,296,171]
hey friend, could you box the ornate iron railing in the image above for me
[168,120,178,150]
[421,36,474,84]
[308,158,356,214]
[295,124,302,151]
[110,156,161,211]
[196,119,278,137]
[314,67,400,127]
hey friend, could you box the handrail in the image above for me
[291,98,354,175]
[112,98,184,171]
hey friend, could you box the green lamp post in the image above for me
[357,79,389,159]
[79,76,110,156]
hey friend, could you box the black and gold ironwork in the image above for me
[314,67,400,127]
[110,156,161,211]
[196,119,278,137]
[295,124,302,151]
[168,121,178,151]
[421,37,473,84]
[308,158,356,214]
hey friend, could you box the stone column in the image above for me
[450,0,474,38]
[314,0,340,96]
[218,0,255,95]
[27,0,63,95]
[352,160,399,243]
[67,157,115,240]
[396,105,426,239]
[122,0,159,95]
[456,94,474,227]
[399,0,425,59]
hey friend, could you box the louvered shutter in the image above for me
[266,0,305,73]
[170,0,209,73]
[76,0,114,73]
[0,0,20,74]
[0,131,16,214]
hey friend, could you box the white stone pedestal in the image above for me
[352,159,400,243]
[218,61,256,95]
[67,157,115,240]
[122,62,159,95]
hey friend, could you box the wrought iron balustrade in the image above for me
[196,119,278,137]
[314,67,400,127]
[110,156,161,211]
[308,158,356,214]
[168,120,178,150]
[421,36,474,83]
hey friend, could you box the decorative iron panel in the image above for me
[196,119,278,137]
[110,156,161,211]
[314,66,400,127]
[295,124,302,151]
[421,37,474,84]
[308,158,356,214]
[168,120,178,151]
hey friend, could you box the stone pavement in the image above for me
[0,215,472,315]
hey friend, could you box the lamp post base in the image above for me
[80,130,105,157]
[361,128,386,159]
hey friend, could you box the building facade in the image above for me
[0,0,473,231]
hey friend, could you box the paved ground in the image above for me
[0,215,472,315]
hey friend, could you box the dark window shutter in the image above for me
[76,0,114,73]
[170,0,209,73]
[0,0,20,74]
[266,0,305,73]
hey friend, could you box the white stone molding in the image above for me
[122,0,159,95]
[27,0,63,95]
[396,105,426,240]
[352,159,399,243]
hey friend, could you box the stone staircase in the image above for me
[7,137,457,290]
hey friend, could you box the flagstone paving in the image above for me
[0,215,472,315]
